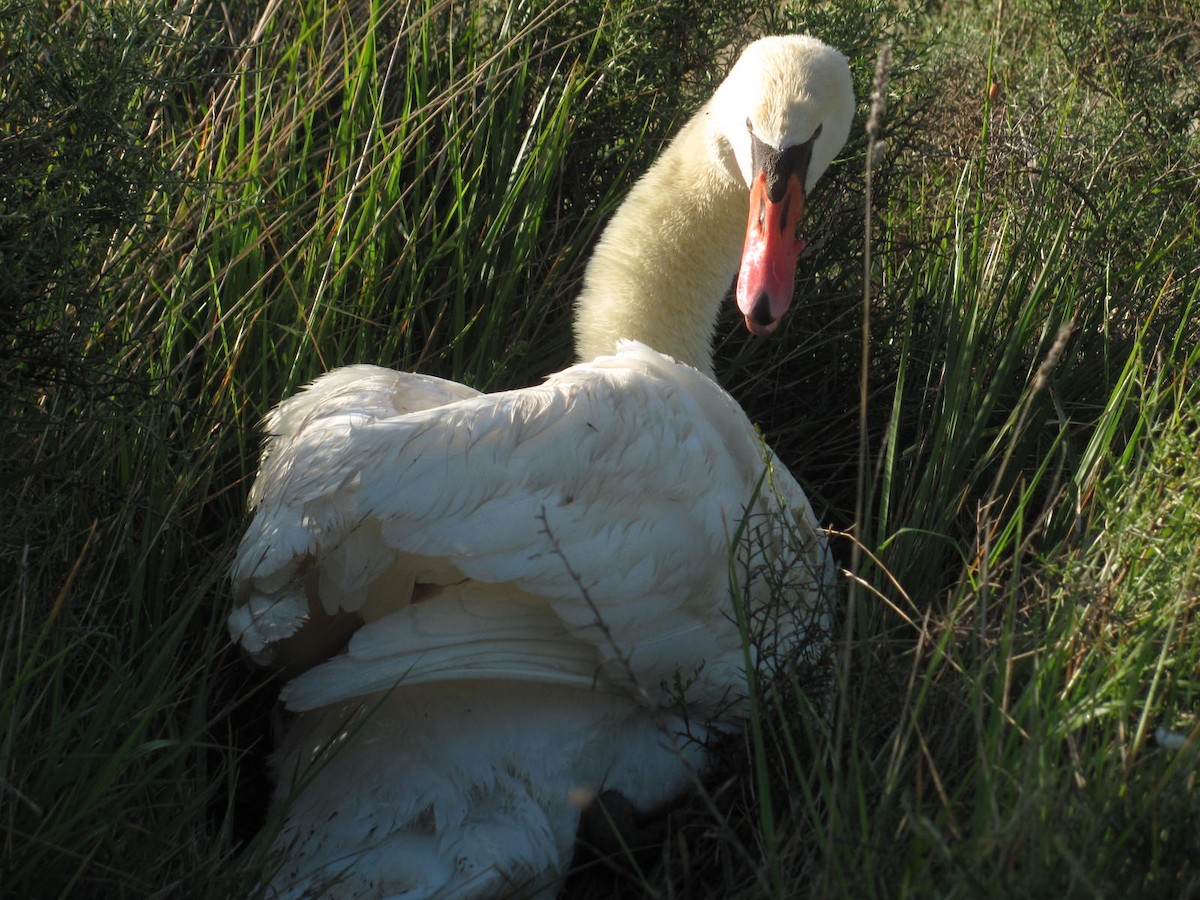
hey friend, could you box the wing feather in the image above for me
[230,343,832,707]
[280,583,602,711]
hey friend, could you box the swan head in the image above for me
[713,36,855,336]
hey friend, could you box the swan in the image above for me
[230,34,853,899]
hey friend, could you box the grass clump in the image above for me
[0,0,171,387]
[757,1,1200,895]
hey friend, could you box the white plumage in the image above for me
[231,34,854,899]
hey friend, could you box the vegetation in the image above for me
[2,0,1197,896]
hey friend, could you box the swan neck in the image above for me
[573,110,745,375]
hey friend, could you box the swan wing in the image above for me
[249,364,482,505]
[278,582,604,710]
[263,364,482,435]
[230,343,831,709]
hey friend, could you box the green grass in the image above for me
[3,0,1198,896]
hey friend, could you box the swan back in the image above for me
[233,341,831,709]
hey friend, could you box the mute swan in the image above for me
[230,34,853,899]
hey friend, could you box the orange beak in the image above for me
[735,170,807,336]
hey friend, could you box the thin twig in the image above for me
[49,519,98,624]
[829,44,892,892]
[839,36,893,778]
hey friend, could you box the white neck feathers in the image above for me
[571,35,853,377]
[572,107,744,376]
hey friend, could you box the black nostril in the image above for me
[749,293,774,327]
[777,193,791,235]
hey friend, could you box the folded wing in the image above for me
[229,342,832,716]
